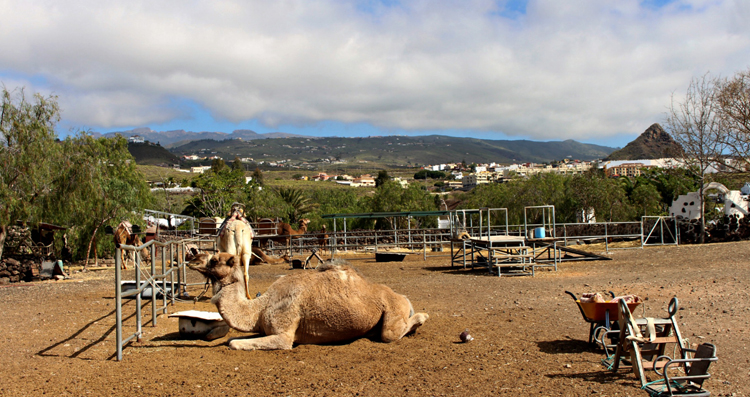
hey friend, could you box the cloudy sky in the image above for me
[1,0,748,147]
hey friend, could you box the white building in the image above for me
[190,166,212,174]
[462,172,493,189]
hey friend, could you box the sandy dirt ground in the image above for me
[0,241,747,396]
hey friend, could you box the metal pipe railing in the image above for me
[115,236,207,361]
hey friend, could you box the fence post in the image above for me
[115,248,123,361]
[150,244,157,326]
[605,223,609,252]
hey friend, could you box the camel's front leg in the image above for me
[242,252,253,299]
[121,251,129,270]
[380,312,429,342]
[228,333,294,350]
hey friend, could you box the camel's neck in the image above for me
[212,276,264,333]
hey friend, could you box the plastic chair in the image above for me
[642,343,717,396]
[611,297,687,386]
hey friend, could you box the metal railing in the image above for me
[641,216,679,247]
[114,236,206,361]
[258,218,678,259]
[556,221,643,251]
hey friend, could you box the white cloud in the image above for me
[1,0,749,142]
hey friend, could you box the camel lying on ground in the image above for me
[187,252,428,350]
[113,221,151,270]
[250,247,289,265]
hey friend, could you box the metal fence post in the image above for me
[115,248,123,361]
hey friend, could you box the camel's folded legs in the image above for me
[402,313,429,338]
[228,333,294,350]
[380,312,429,342]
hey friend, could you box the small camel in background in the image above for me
[272,218,311,247]
[113,221,150,270]
[317,224,329,253]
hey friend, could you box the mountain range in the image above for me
[110,127,621,166]
[172,135,616,165]
[101,127,305,148]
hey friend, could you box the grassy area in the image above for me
[265,178,361,192]
[137,165,198,184]
[709,172,750,190]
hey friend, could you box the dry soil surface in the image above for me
[1,242,747,396]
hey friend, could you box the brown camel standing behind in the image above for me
[272,218,310,247]
[317,224,329,253]
[113,221,150,270]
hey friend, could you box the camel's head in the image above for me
[188,253,241,286]
[126,234,151,262]
[184,246,200,262]
[299,218,310,228]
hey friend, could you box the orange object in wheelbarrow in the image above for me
[578,297,642,322]
[565,291,642,344]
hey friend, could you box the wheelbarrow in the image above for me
[565,291,642,345]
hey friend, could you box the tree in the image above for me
[363,181,436,229]
[665,73,727,242]
[243,185,285,221]
[151,170,181,214]
[414,170,447,180]
[211,158,226,172]
[232,157,244,172]
[0,88,60,260]
[375,170,390,187]
[184,165,249,218]
[275,187,319,224]
[43,134,152,267]
[638,168,697,213]
[568,172,631,223]
[252,167,264,186]
[715,68,750,170]
[629,182,663,217]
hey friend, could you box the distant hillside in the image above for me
[605,124,681,160]
[128,142,180,165]
[169,135,615,165]
[101,127,306,148]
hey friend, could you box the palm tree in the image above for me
[275,187,319,223]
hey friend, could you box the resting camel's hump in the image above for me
[266,262,389,301]
[273,263,366,287]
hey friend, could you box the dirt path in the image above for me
[0,242,747,396]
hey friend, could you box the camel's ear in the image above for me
[225,255,238,268]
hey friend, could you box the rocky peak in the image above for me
[605,123,682,160]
